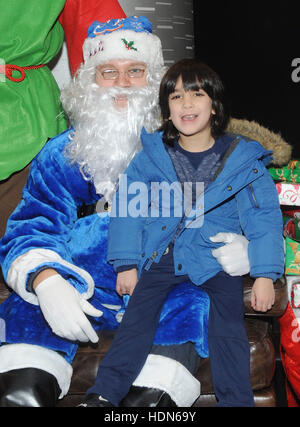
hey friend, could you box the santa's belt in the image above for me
[77,201,110,218]
[0,63,46,82]
[77,202,97,219]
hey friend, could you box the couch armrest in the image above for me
[1,274,289,317]
[243,275,288,317]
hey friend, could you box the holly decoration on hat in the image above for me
[122,38,138,51]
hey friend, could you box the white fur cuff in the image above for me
[133,354,201,407]
[7,248,95,305]
[0,344,73,398]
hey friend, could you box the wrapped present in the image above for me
[284,217,300,275]
[269,160,300,183]
[279,301,300,407]
[284,216,300,241]
[292,283,300,309]
[277,183,300,206]
[282,208,300,219]
[285,236,300,275]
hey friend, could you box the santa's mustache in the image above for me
[97,85,155,108]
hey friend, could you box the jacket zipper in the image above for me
[143,251,159,270]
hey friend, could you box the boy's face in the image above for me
[95,59,147,109]
[168,76,215,140]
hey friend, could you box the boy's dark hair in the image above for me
[159,58,230,146]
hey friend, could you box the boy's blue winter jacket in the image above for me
[107,129,284,284]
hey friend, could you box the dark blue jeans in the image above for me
[201,272,254,407]
[87,248,254,407]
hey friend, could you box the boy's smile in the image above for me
[181,114,198,121]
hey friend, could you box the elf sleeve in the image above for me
[0,0,67,180]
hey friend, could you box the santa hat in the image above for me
[59,0,126,75]
[82,16,164,71]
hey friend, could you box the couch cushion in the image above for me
[195,319,275,394]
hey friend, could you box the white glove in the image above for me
[35,274,103,343]
[210,233,250,276]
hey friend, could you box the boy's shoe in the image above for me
[121,386,177,407]
[77,394,115,407]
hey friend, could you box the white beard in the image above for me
[61,65,162,204]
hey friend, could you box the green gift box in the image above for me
[269,160,300,183]
[285,236,300,275]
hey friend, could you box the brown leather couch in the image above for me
[0,275,288,407]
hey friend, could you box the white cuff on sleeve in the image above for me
[6,249,95,305]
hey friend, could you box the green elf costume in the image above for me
[0,0,67,238]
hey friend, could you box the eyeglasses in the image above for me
[100,67,146,80]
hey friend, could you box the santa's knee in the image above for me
[0,344,73,407]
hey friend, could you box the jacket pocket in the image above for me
[247,184,259,209]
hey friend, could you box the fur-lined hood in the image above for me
[227,118,292,166]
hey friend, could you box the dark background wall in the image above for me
[193,0,300,159]
[119,0,194,66]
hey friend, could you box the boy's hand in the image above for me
[251,278,275,312]
[116,269,138,296]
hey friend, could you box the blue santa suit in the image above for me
[0,129,209,365]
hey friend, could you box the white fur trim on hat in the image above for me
[83,29,164,69]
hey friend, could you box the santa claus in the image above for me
[0,12,209,407]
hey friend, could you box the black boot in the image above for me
[0,368,61,407]
[121,386,177,407]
